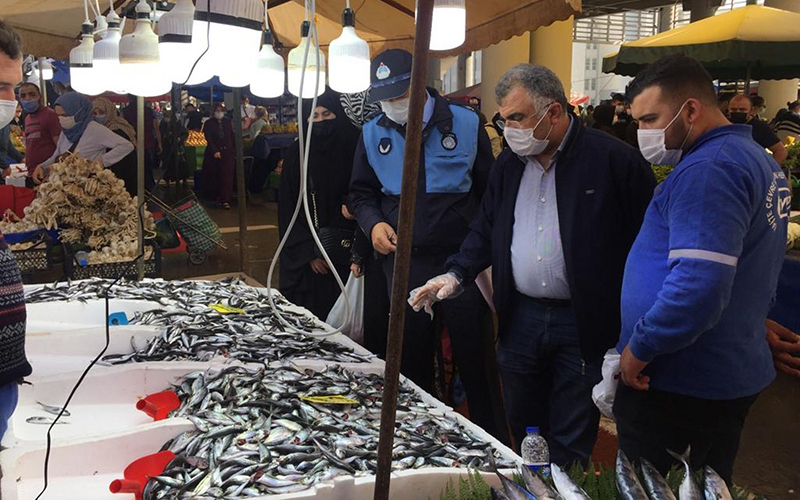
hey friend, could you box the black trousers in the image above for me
[382,252,507,443]
[613,383,759,486]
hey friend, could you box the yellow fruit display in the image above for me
[185,130,207,147]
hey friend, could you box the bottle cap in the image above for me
[526,426,539,434]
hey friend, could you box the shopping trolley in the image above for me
[147,192,226,265]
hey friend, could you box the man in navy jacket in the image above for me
[412,63,655,465]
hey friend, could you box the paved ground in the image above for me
[29,185,800,498]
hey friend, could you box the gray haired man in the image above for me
[412,64,656,465]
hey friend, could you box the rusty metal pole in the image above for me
[373,0,434,499]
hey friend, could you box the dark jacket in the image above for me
[349,88,494,252]
[0,125,22,169]
[446,124,656,360]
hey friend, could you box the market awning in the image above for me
[602,5,800,81]
[1,0,581,60]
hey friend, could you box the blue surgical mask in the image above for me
[20,100,39,114]
[94,115,108,125]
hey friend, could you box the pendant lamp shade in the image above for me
[328,8,370,94]
[119,0,171,96]
[430,0,466,51]
[287,21,326,98]
[250,30,285,98]
[158,0,195,84]
[93,10,124,94]
[70,22,104,96]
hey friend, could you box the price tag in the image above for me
[299,395,358,405]
[208,304,246,315]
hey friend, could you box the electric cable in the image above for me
[34,200,148,500]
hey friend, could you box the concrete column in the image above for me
[480,34,531,117]
[428,57,442,93]
[759,0,799,120]
[657,6,674,33]
[456,54,468,91]
[466,52,475,88]
[688,0,716,22]
[529,17,574,99]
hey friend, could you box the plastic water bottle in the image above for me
[521,426,550,477]
[75,251,89,267]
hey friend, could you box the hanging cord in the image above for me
[34,201,147,500]
[266,0,351,338]
[180,0,213,86]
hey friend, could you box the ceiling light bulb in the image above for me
[429,0,465,51]
[94,9,124,93]
[287,21,326,98]
[119,0,171,96]
[158,0,195,84]
[250,30,285,98]
[328,8,370,94]
[70,22,105,96]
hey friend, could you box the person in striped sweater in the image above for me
[0,20,32,440]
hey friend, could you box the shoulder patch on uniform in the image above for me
[379,137,392,155]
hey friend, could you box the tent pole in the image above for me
[210,85,214,110]
[372,0,434,499]
[136,95,145,280]
[745,63,752,95]
[37,57,47,105]
[232,87,249,275]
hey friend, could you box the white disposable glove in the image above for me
[408,272,463,318]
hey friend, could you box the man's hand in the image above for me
[620,345,650,390]
[32,165,45,185]
[309,258,329,275]
[371,222,397,255]
[341,204,355,221]
[213,152,222,159]
[2,168,10,179]
[350,262,363,278]
[766,319,800,378]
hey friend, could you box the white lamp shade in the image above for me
[94,25,123,93]
[157,0,195,84]
[182,19,215,85]
[430,0,466,51]
[250,42,285,98]
[217,23,261,88]
[120,1,171,96]
[287,35,326,98]
[329,26,370,94]
[70,28,105,96]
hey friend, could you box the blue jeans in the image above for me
[0,382,18,442]
[497,294,602,467]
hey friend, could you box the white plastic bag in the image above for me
[592,349,621,419]
[325,273,364,345]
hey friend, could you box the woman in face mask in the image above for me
[773,100,800,144]
[90,97,138,196]
[202,103,235,208]
[277,88,361,320]
[32,92,134,185]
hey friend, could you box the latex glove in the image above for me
[408,272,463,318]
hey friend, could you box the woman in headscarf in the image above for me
[91,97,137,196]
[32,92,134,185]
[278,88,360,320]
[202,103,235,209]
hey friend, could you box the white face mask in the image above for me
[637,101,692,166]
[615,105,625,114]
[59,115,76,130]
[503,103,553,157]
[381,97,410,126]
[0,100,17,129]
[214,111,225,120]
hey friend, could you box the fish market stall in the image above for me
[1,277,520,500]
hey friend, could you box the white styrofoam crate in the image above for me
[25,299,165,334]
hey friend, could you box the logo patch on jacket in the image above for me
[441,133,457,151]
[378,137,392,155]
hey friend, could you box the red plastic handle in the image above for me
[135,390,181,421]
[109,450,175,499]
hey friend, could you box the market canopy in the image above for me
[1,0,581,60]
[602,5,800,81]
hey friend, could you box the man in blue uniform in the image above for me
[616,55,790,486]
[349,49,504,441]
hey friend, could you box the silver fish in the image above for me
[667,447,703,500]
[519,465,564,500]
[641,458,677,500]
[703,466,732,500]
[552,463,592,500]
[36,401,70,417]
[26,416,67,425]
[494,470,536,500]
[616,450,649,500]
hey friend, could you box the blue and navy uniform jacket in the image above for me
[617,124,790,400]
[445,120,656,361]
[349,88,494,253]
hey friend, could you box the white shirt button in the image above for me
[540,197,546,203]
[542,282,547,287]
[537,256,542,261]
[538,225,543,232]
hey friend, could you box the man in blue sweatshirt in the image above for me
[615,55,790,486]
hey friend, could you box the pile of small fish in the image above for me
[489,449,733,500]
[145,365,513,498]
[26,278,372,365]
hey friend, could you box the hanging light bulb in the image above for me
[328,6,370,94]
[119,0,171,96]
[70,21,105,96]
[193,0,262,88]
[93,6,124,93]
[429,0,466,51]
[35,59,54,81]
[158,0,195,84]
[251,30,285,98]
[287,21,326,98]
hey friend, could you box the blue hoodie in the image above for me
[617,124,790,400]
